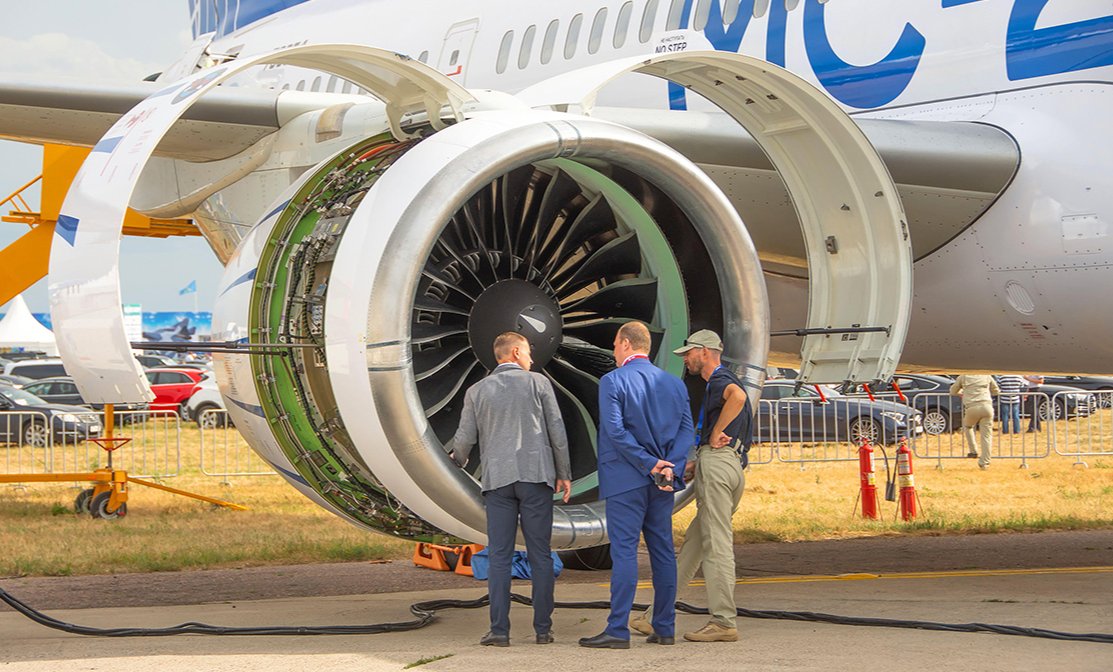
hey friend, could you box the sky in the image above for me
[0,2,224,313]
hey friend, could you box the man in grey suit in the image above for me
[451,331,572,647]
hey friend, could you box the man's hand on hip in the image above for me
[555,479,571,503]
[711,431,732,448]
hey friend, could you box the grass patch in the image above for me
[404,654,454,669]
[1,421,1112,577]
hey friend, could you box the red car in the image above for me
[144,368,205,416]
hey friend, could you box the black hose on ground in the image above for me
[1,587,1111,643]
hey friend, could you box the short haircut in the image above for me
[493,331,529,361]
[617,321,651,353]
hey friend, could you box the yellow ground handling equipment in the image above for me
[0,404,247,519]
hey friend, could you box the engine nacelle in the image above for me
[214,110,768,546]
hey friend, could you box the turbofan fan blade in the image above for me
[557,338,617,380]
[563,319,665,356]
[417,355,481,416]
[543,371,598,484]
[553,232,643,296]
[562,278,659,322]
[540,195,616,277]
[411,322,468,345]
[413,342,472,381]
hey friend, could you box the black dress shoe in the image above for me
[480,632,509,647]
[646,633,675,645]
[578,632,630,649]
[536,632,555,644]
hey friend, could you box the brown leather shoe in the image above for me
[683,622,738,642]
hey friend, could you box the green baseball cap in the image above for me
[672,329,723,354]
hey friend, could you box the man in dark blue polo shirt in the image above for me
[632,329,751,643]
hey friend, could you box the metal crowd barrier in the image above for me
[1052,390,1112,467]
[52,409,181,479]
[198,409,276,480]
[906,391,1052,468]
[0,411,53,477]
[766,396,920,465]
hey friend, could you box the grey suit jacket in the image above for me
[451,362,571,492]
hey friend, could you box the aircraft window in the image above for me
[541,19,560,64]
[281,83,290,91]
[326,75,339,92]
[640,0,660,43]
[693,0,711,30]
[311,76,321,92]
[613,2,633,48]
[588,7,608,54]
[753,0,770,17]
[450,50,460,66]
[565,13,584,59]
[295,80,305,91]
[785,0,800,10]
[418,50,429,63]
[341,80,353,94]
[666,0,686,30]
[723,0,741,23]
[519,25,537,69]
[496,30,514,74]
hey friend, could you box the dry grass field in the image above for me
[1,416,1111,577]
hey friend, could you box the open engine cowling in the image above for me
[214,110,768,546]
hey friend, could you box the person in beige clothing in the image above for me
[949,374,1000,469]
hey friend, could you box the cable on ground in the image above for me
[2,587,1110,643]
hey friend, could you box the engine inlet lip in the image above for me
[331,111,768,548]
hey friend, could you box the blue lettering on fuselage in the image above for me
[802,0,925,109]
[668,0,923,110]
[1006,0,1113,80]
[665,0,1113,112]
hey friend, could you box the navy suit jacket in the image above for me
[597,358,694,499]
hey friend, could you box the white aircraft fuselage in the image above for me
[173,0,1113,373]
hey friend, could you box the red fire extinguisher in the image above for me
[858,438,879,520]
[897,438,918,521]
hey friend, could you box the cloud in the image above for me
[0,32,166,82]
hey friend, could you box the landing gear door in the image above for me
[437,19,480,83]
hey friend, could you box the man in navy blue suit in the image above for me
[579,321,694,649]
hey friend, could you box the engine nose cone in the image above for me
[468,279,562,370]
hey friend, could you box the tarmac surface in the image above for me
[2,531,1112,671]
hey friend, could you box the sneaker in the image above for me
[683,621,738,642]
[978,463,989,470]
[629,611,653,636]
[965,452,978,458]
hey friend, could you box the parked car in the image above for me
[1042,375,1113,408]
[758,381,922,445]
[135,353,177,369]
[2,358,69,381]
[0,373,32,388]
[182,377,231,428]
[144,368,206,416]
[20,377,147,416]
[841,374,960,435]
[1026,383,1095,422]
[0,386,102,447]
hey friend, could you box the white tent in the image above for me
[0,295,57,356]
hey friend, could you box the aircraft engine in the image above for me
[213,110,768,547]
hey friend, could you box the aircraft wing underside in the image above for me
[0,78,1019,270]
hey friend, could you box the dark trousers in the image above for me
[484,481,555,637]
[605,484,677,639]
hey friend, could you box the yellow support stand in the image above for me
[0,144,200,306]
[0,404,247,519]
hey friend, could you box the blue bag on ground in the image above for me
[470,549,563,581]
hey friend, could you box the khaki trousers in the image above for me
[676,445,746,628]
[962,402,994,467]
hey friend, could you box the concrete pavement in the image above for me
[1,567,1110,671]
